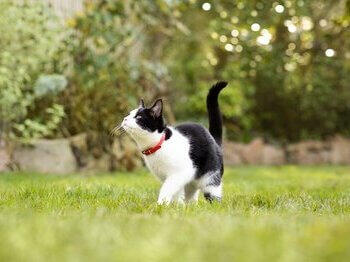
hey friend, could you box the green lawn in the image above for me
[1,166,350,262]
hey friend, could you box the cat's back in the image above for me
[175,123,213,145]
[175,122,223,178]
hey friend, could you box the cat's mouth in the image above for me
[110,124,127,137]
[121,122,135,135]
[121,117,137,131]
[121,120,130,130]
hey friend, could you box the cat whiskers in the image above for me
[110,125,126,137]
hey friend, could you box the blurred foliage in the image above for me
[0,0,349,143]
[166,0,350,142]
[0,0,67,140]
[57,0,184,146]
[34,75,68,98]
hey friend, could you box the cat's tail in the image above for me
[206,81,228,146]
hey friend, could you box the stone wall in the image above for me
[0,140,11,172]
[286,136,350,165]
[0,133,142,174]
[223,138,286,165]
[12,139,76,174]
[223,136,350,166]
[2,135,350,174]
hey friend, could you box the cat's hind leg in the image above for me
[200,171,222,203]
[203,184,222,202]
[184,183,199,203]
[173,188,185,204]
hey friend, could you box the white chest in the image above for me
[143,132,194,181]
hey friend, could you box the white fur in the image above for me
[122,108,222,205]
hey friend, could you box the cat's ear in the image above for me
[150,99,163,118]
[139,99,145,108]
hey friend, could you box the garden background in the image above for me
[1,1,350,261]
[1,0,350,173]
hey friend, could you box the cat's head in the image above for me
[122,99,165,137]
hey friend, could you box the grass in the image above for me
[1,166,350,262]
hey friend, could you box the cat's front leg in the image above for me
[157,173,193,205]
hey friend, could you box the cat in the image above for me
[121,81,227,204]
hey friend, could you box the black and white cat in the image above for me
[121,81,227,204]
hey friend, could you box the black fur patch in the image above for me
[204,192,222,203]
[175,123,223,179]
[207,81,227,146]
[165,127,172,140]
[135,108,165,133]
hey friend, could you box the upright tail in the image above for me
[206,81,228,146]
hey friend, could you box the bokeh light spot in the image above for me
[202,3,211,11]
[251,23,261,31]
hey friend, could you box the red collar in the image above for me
[142,133,166,155]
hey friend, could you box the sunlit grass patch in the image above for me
[0,166,350,261]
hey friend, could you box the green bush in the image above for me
[0,1,67,140]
